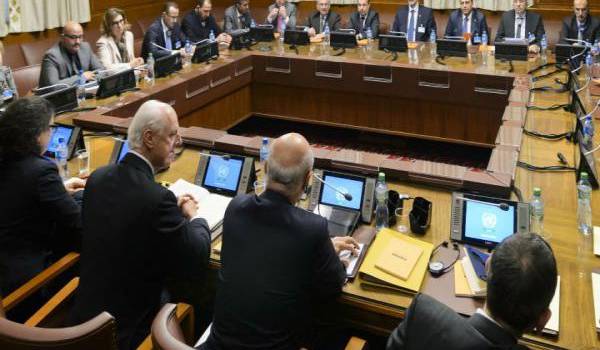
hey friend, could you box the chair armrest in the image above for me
[345,336,367,350]
[1,252,80,312]
[24,277,79,327]
[136,303,195,350]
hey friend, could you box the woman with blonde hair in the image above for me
[96,8,144,70]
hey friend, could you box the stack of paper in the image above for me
[461,248,487,297]
[593,272,600,333]
[168,179,232,231]
[542,276,560,336]
[454,261,485,298]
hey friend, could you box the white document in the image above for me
[594,226,600,256]
[461,250,486,297]
[339,243,364,277]
[543,276,560,335]
[169,179,232,230]
[593,272,600,332]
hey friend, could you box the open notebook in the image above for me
[168,179,232,231]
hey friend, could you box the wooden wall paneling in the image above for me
[179,85,252,130]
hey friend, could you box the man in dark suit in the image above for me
[266,0,297,33]
[71,100,211,350]
[223,0,255,33]
[201,133,359,350]
[444,0,489,43]
[348,0,380,40]
[392,0,436,42]
[387,233,557,350]
[306,0,341,37]
[559,0,600,44]
[182,0,232,44]
[39,21,104,88]
[141,1,188,60]
[495,0,545,53]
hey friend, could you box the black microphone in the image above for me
[313,174,353,201]
[455,196,510,211]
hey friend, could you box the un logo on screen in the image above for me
[481,212,497,230]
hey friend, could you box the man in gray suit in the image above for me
[224,0,255,33]
[306,0,341,37]
[39,21,104,88]
[266,0,296,33]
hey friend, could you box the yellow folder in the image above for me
[375,237,423,280]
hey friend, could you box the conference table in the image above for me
[63,39,600,350]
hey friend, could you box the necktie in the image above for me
[578,25,584,42]
[278,14,285,33]
[321,16,326,33]
[360,15,365,32]
[407,9,415,41]
[165,30,172,50]
[516,17,523,39]
[462,16,468,34]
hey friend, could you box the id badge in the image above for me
[418,25,425,33]
[175,41,182,49]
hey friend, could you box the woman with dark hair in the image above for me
[96,7,144,70]
[0,96,84,319]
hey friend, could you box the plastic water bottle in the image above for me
[145,53,155,86]
[429,29,436,43]
[56,137,69,180]
[323,23,330,45]
[529,187,544,237]
[577,172,593,235]
[528,32,535,43]
[250,18,256,28]
[586,51,594,73]
[77,70,86,105]
[366,27,373,42]
[209,30,216,42]
[481,31,488,46]
[184,40,192,66]
[583,115,594,146]
[540,34,547,52]
[374,172,389,231]
[259,137,269,164]
[473,32,481,45]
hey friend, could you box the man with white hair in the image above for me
[72,100,211,350]
[201,133,359,350]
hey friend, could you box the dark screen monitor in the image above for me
[40,86,78,114]
[250,25,275,42]
[330,31,357,49]
[155,52,182,78]
[555,43,587,65]
[436,38,468,57]
[495,41,528,61]
[576,130,599,188]
[96,69,136,99]
[229,29,252,50]
[284,29,310,46]
[378,34,407,52]
[192,40,219,63]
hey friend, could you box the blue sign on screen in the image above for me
[46,126,73,154]
[464,201,515,243]
[320,175,363,210]
[203,156,243,191]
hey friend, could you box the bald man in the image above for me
[559,0,600,44]
[39,21,104,88]
[202,133,358,350]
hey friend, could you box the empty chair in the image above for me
[2,43,27,69]
[20,38,55,66]
[12,64,41,97]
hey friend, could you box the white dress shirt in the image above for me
[462,12,473,34]
[514,12,526,39]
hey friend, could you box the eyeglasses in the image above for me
[112,18,125,26]
[63,34,83,40]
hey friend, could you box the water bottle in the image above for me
[323,23,330,45]
[366,27,373,42]
[77,69,86,105]
[481,31,488,46]
[259,137,269,164]
[577,172,593,235]
[374,172,389,231]
[540,34,547,52]
[586,51,594,74]
[529,187,544,237]
[56,137,69,180]
[592,40,600,57]
[209,30,216,42]
[583,115,594,146]
[528,32,535,44]
[250,18,256,28]
[184,39,192,66]
[473,32,481,45]
[429,29,436,43]
[145,53,155,86]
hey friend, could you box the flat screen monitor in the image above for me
[192,40,219,63]
[155,52,182,78]
[41,86,78,114]
[44,124,78,159]
[436,38,468,57]
[576,130,599,188]
[283,29,310,46]
[96,69,136,99]
[495,41,528,61]
[229,29,252,50]
[250,25,275,42]
[108,138,130,164]
[378,34,407,52]
[318,171,365,211]
[201,154,245,196]
[555,43,587,65]
[330,31,357,49]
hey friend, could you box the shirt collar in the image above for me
[161,19,170,35]
[129,150,155,174]
[409,4,419,11]
[515,11,526,20]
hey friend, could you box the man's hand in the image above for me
[528,44,540,54]
[177,194,199,219]
[63,177,86,195]
[217,33,232,44]
[130,57,145,68]
[268,7,279,22]
[83,71,95,81]
[278,6,287,19]
[331,236,360,256]
[307,27,316,37]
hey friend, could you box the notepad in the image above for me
[593,272,600,333]
[168,179,232,231]
[454,260,484,298]
[461,250,486,297]
[594,226,600,256]
[375,238,424,280]
[542,276,560,336]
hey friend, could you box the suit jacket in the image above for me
[392,5,437,42]
[387,294,528,350]
[181,10,223,43]
[306,11,341,34]
[495,10,545,45]
[141,17,187,61]
[201,189,346,350]
[348,10,380,39]
[559,14,600,44]
[266,2,297,31]
[96,31,135,71]
[223,5,254,33]
[71,153,211,350]
[38,41,104,88]
[0,154,81,297]
[444,8,489,39]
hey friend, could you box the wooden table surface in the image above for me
[65,41,600,350]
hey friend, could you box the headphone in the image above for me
[428,241,460,277]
